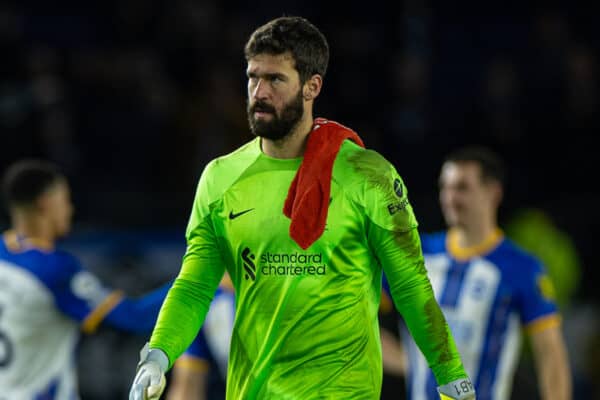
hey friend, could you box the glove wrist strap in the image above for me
[438,377,476,399]
[137,342,169,373]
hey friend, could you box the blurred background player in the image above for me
[383,146,572,399]
[166,273,235,400]
[0,159,170,399]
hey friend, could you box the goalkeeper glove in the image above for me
[438,377,476,400]
[129,343,169,400]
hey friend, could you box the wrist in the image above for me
[438,377,475,400]
[138,342,169,373]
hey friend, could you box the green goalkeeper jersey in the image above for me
[151,137,467,399]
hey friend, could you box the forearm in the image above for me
[374,225,467,384]
[380,328,406,376]
[148,279,211,368]
[536,347,571,400]
[532,327,572,400]
[102,282,172,334]
[150,251,225,368]
[400,292,466,384]
[167,367,208,400]
[538,364,571,400]
[150,212,227,367]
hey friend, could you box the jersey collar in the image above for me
[2,230,55,253]
[446,227,503,261]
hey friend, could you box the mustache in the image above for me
[249,101,276,114]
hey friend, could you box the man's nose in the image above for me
[252,79,270,101]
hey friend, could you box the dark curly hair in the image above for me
[244,16,329,84]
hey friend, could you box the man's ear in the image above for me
[490,181,504,208]
[303,74,323,101]
[35,191,52,214]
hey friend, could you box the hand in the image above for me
[129,343,169,400]
[438,377,476,400]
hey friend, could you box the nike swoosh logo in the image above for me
[229,208,254,220]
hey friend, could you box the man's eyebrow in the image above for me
[264,72,287,80]
[246,71,287,80]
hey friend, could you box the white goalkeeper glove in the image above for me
[129,343,169,400]
[438,377,476,400]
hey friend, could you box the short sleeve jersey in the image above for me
[0,232,117,399]
[400,230,559,400]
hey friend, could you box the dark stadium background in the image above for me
[1,1,598,398]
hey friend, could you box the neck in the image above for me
[261,112,314,159]
[11,212,55,245]
[452,218,497,248]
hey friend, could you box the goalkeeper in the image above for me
[130,16,474,400]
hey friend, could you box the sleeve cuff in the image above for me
[524,313,561,336]
[81,290,124,334]
[174,355,211,373]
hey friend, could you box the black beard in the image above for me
[247,90,304,141]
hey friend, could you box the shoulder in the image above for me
[195,138,261,203]
[487,238,546,283]
[334,140,419,231]
[44,249,84,283]
[203,138,260,179]
[493,240,559,315]
[333,142,400,196]
[494,239,542,269]
[335,141,394,178]
[51,248,80,264]
[420,231,447,254]
[208,138,260,170]
[7,248,83,289]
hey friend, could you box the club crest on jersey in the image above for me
[393,178,404,198]
[387,178,409,215]
[536,274,556,301]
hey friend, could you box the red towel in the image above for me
[283,118,365,249]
